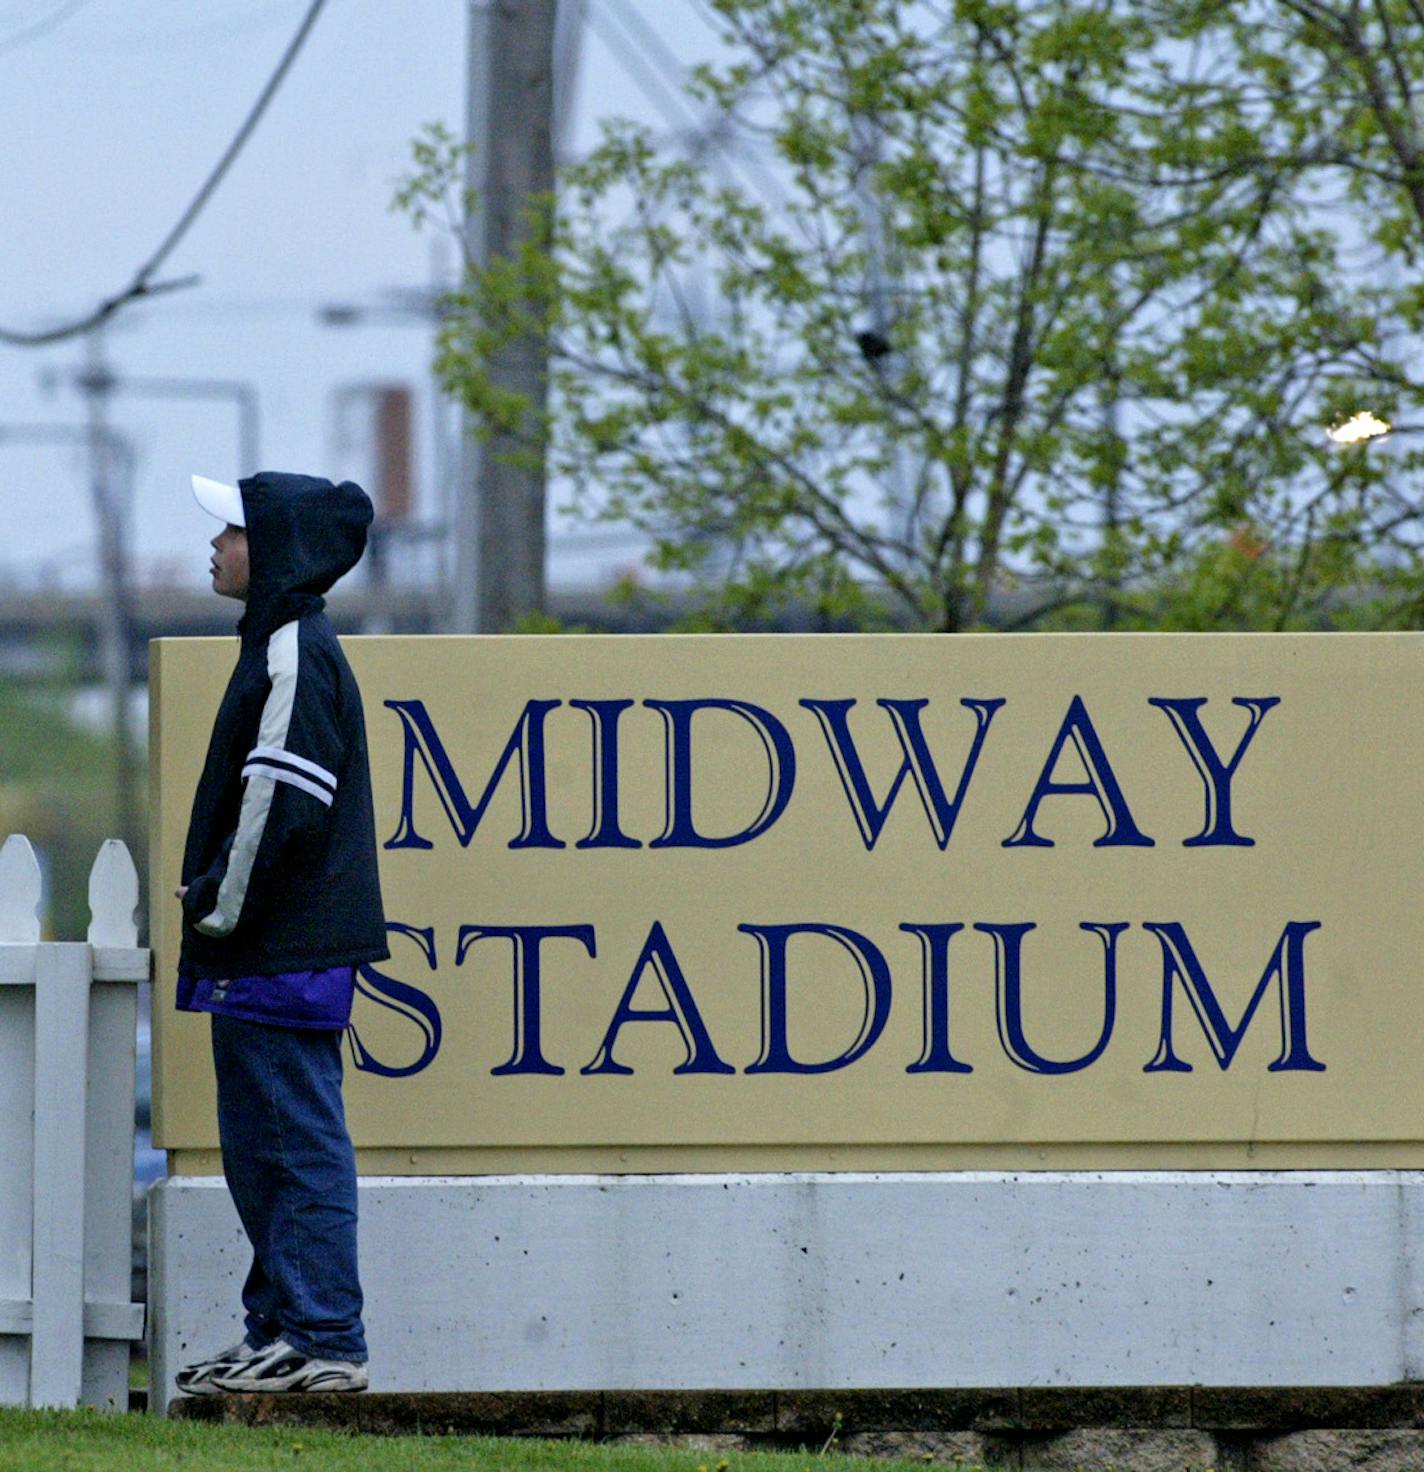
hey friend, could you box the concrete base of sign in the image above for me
[148,1171,1424,1413]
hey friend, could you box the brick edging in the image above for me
[169,1384,1424,1435]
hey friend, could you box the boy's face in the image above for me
[209,524,250,600]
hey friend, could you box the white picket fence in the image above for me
[0,833,148,1410]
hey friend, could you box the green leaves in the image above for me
[395,0,1424,632]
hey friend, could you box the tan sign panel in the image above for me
[152,634,1424,1173]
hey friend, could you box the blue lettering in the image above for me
[646,699,796,849]
[1004,695,1153,848]
[801,698,1004,850]
[384,698,564,850]
[742,923,892,1074]
[1143,920,1325,1072]
[458,923,597,1076]
[571,699,642,849]
[975,921,1126,1075]
[1148,696,1279,847]
[348,923,443,1078]
[582,921,733,1075]
[900,923,973,1073]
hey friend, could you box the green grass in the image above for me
[0,1409,999,1472]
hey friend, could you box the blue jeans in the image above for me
[210,1015,367,1361]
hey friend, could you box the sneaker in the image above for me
[210,1337,369,1393]
[174,1339,266,1396]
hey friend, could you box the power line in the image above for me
[553,0,588,157]
[603,0,690,101]
[0,0,92,55]
[0,0,329,347]
[588,0,785,209]
[83,1,304,51]
[585,0,700,136]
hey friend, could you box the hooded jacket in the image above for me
[177,472,389,985]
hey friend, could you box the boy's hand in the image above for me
[175,886,188,900]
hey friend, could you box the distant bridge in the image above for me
[0,584,685,682]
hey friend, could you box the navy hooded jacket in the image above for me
[177,472,389,984]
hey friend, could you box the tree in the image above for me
[1246,0,1424,242]
[402,0,1424,631]
[1129,0,1424,628]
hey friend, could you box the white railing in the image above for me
[0,834,148,1410]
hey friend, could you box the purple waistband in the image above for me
[176,965,357,1030]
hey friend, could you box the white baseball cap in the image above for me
[191,474,245,527]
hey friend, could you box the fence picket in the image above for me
[0,833,35,1405]
[29,941,91,1407]
[0,834,41,944]
[0,835,147,1410]
[87,841,139,948]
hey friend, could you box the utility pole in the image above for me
[81,329,138,857]
[45,351,261,851]
[451,0,557,633]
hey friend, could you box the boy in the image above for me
[172,471,388,1394]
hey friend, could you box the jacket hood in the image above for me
[235,471,373,641]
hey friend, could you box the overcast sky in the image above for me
[0,0,724,594]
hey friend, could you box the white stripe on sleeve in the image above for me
[246,743,337,791]
[242,761,335,806]
[194,620,304,937]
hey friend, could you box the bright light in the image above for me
[1327,410,1392,445]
